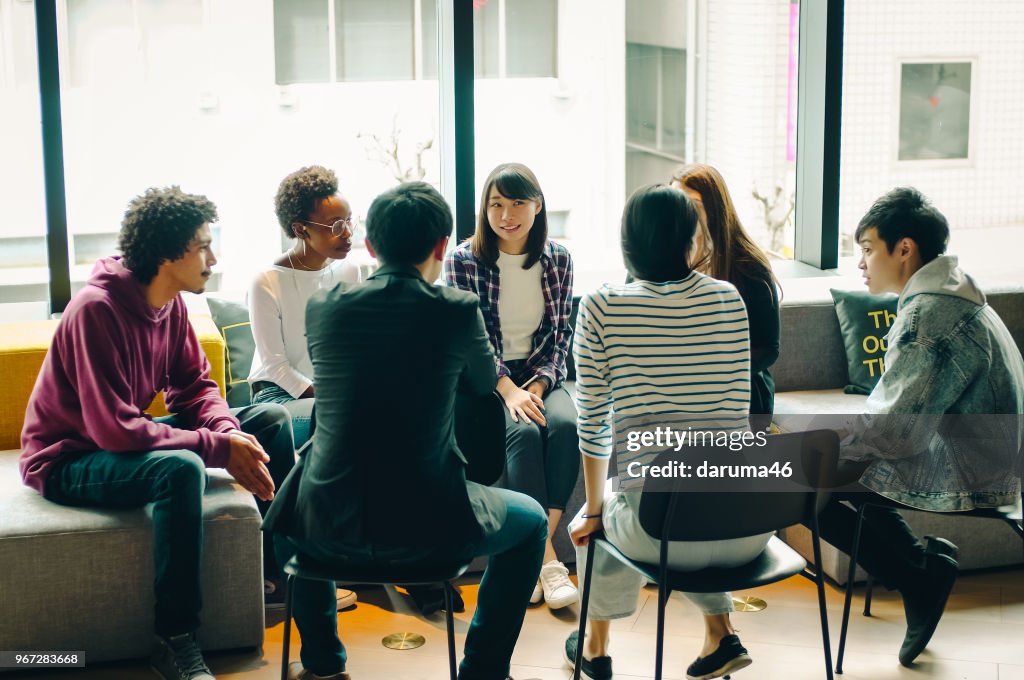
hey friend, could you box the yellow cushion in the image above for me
[0,313,227,450]
[0,320,61,451]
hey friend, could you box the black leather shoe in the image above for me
[924,535,959,561]
[686,634,752,680]
[898,552,958,666]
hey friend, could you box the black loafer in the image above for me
[563,630,613,680]
[899,552,958,666]
[686,634,752,680]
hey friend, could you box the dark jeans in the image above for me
[44,403,295,637]
[252,383,314,450]
[276,486,547,680]
[809,485,928,591]
[503,385,580,511]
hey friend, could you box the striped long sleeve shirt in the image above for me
[573,273,751,463]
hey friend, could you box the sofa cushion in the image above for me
[0,320,60,451]
[773,301,849,392]
[829,288,899,394]
[0,450,263,664]
[207,297,256,408]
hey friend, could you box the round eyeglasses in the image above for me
[303,217,354,236]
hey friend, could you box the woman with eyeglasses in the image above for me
[444,162,581,611]
[247,165,362,449]
[670,163,781,432]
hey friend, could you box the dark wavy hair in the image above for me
[855,187,949,264]
[471,163,548,268]
[366,182,452,266]
[118,186,218,284]
[622,184,698,283]
[275,165,339,239]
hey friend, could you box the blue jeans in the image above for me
[252,383,314,450]
[44,404,295,637]
[277,486,546,679]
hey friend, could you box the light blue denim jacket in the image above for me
[842,256,1024,511]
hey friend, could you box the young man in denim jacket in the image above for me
[816,187,1024,666]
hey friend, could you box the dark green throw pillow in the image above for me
[829,288,899,395]
[207,297,255,408]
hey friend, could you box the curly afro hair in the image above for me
[275,165,339,239]
[118,186,218,284]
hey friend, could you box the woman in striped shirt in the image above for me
[563,185,769,680]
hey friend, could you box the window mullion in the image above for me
[497,0,506,78]
[413,0,423,79]
[327,0,338,82]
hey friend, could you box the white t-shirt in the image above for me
[247,259,362,397]
[497,251,544,361]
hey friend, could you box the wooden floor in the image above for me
[10,566,1024,680]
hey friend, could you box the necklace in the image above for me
[287,248,328,272]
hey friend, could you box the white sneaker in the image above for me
[336,588,357,610]
[530,580,544,605]
[539,560,579,609]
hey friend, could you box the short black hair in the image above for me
[118,186,218,284]
[855,187,949,264]
[365,182,452,266]
[621,184,698,283]
[275,165,339,239]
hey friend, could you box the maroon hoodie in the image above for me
[19,256,239,494]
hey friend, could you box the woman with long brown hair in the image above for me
[670,163,781,427]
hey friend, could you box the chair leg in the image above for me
[654,541,669,680]
[863,575,874,617]
[443,582,458,680]
[811,516,835,680]
[836,504,867,675]
[573,540,597,680]
[281,574,295,680]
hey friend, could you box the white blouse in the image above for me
[247,259,362,397]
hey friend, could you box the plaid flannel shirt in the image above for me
[444,240,573,390]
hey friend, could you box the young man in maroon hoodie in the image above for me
[19,187,296,680]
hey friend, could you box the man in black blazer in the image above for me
[269,182,547,680]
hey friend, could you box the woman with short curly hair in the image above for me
[246,165,362,448]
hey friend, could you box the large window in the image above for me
[0,0,48,311]
[839,1,1021,281]
[273,0,557,85]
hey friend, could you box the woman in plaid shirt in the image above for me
[444,162,580,611]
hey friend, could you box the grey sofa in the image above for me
[773,284,1024,583]
[0,450,264,669]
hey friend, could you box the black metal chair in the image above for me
[834,488,1023,674]
[280,553,472,680]
[571,429,840,680]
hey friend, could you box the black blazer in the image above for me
[267,264,499,550]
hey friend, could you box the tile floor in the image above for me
[7,566,1024,680]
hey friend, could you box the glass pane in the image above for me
[422,0,438,79]
[336,0,414,82]
[138,0,204,86]
[898,62,971,161]
[274,0,329,85]
[0,0,48,309]
[506,0,557,78]
[60,0,440,297]
[625,42,657,147]
[840,2,1019,280]
[474,0,498,78]
[699,0,799,260]
[660,47,685,156]
[67,0,139,88]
